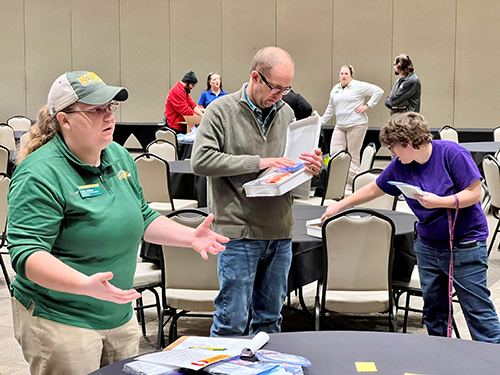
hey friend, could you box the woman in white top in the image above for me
[321,65,384,186]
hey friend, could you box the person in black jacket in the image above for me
[282,89,313,120]
[385,54,421,115]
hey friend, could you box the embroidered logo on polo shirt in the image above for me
[117,170,132,180]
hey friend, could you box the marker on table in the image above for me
[188,346,227,351]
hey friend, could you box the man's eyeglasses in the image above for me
[64,102,119,115]
[256,71,291,96]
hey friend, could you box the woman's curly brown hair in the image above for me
[379,112,433,150]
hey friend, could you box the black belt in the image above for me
[455,240,477,249]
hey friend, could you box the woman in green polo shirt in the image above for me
[8,71,228,375]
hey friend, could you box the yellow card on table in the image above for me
[355,362,378,372]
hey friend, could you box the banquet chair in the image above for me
[134,153,197,215]
[294,150,351,206]
[155,127,177,149]
[359,142,377,174]
[146,140,178,162]
[315,209,397,332]
[157,209,218,348]
[494,147,500,162]
[133,256,161,337]
[123,133,144,158]
[183,115,202,133]
[0,123,16,151]
[494,126,500,142]
[0,145,9,175]
[7,115,31,132]
[352,169,397,210]
[482,155,500,255]
[481,180,491,215]
[0,173,12,295]
[438,125,459,143]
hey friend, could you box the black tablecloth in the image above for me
[461,141,500,166]
[177,140,194,160]
[288,206,416,292]
[168,160,207,207]
[114,122,164,151]
[90,330,500,375]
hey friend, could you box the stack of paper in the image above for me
[124,332,270,374]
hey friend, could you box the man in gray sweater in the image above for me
[192,47,322,336]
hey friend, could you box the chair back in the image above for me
[19,132,30,151]
[162,209,219,290]
[494,147,500,162]
[0,123,16,151]
[134,153,173,206]
[184,115,202,133]
[7,116,31,132]
[156,127,177,148]
[321,209,395,312]
[147,140,178,161]
[481,180,491,214]
[494,126,500,142]
[323,150,351,203]
[0,146,9,175]
[483,155,500,211]
[438,125,459,143]
[0,173,10,234]
[353,169,397,210]
[359,142,376,173]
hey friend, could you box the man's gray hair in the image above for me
[250,47,295,76]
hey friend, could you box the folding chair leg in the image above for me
[135,296,146,336]
[0,253,12,296]
[403,292,411,333]
[488,220,500,256]
[452,314,461,339]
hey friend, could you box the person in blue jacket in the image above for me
[198,72,228,108]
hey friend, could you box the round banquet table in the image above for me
[460,141,500,166]
[89,330,500,375]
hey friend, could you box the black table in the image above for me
[322,126,495,156]
[90,330,500,375]
[169,160,207,207]
[177,140,194,160]
[460,141,500,167]
[289,206,417,294]
[114,122,164,151]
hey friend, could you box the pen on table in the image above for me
[188,346,228,351]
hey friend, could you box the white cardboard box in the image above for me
[306,218,322,238]
[243,115,322,197]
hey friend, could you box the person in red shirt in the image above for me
[164,71,205,133]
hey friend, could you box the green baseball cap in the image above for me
[47,71,129,116]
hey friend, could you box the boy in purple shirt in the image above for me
[322,112,500,343]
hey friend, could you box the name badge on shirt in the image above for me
[78,184,102,198]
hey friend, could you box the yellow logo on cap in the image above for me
[117,170,132,180]
[77,72,103,86]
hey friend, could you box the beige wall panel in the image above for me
[221,0,276,93]
[394,0,456,128]
[333,0,393,128]
[0,0,26,120]
[170,0,222,105]
[455,1,500,129]
[24,0,72,119]
[120,0,169,122]
[72,0,121,119]
[277,0,332,116]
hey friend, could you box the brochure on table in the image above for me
[134,332,270,371]
[243,115,322,197]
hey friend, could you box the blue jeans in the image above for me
[210,238,292,337]
[414,239,500,343]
